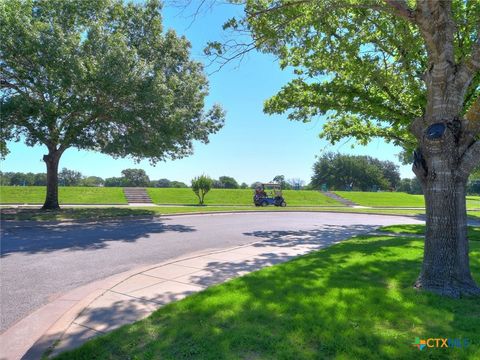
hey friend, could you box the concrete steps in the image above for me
[123,188,153,204]
[321,191,358,207]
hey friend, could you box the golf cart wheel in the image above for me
[261,201,268,207]
[281,201,287,207]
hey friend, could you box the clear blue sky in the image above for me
[0,2,414,185]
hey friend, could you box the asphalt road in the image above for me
[0,212,423,332]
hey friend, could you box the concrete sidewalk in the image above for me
[2,227,349,360]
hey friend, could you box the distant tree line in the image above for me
[0,168,188,188]
[310,153,480,195]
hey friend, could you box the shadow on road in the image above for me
[0,218,196,257]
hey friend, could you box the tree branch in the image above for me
[458,140,480,179]
[466,95,480,136]
[455,37,480,97]
[383,0,416,23]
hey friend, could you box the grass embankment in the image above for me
[0,186,127,204]
[147,188,341,206]
[0,187,341,206]
[54,230,480,359]
[336,191,480,210]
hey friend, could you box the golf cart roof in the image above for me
[262,183,280,186]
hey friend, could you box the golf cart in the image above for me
[253,183,287,207]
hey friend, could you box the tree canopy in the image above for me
[209,0,479,156]
[310,152,396,191]
[0,0,224,208]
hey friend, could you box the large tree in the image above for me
[121,168,150,187]
[311,152,391,191]
[209,0,480,297]
[0,0,224,209]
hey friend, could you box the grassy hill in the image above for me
[147,188,342,206]
[0,186,127,204]
[336,191,480,209]
[1,186,478,209]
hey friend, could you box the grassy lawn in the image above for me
[54,232,480,359]
[336,191,425,207]
[336,191,480,210]
[147,188,342,206]
[0,186,127,204]
[379,224,480,241]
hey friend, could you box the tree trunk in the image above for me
[42,149,62,210]
[415,169,479,297]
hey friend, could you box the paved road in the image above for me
[0,212,423,332]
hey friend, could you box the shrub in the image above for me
[191,175,213,205]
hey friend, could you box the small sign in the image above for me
[426,123,446,140]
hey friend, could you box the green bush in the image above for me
[191,175,213,205]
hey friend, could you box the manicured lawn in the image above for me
[148,188,341,206]
[336,191,480,209]
[0,186,127,204]
[467,196,480,210]
[54,233,480,359]
[379,224,480,241]
[336,191,425,207]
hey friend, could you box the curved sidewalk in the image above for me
[1,224,357,360]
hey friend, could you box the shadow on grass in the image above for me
[53,233,480,359]
[0,217,195,257]
[0,207,158,221]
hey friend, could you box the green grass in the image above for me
[379,225,480,241]
[0,186,127,204]
[336,191,480,210]
[336,191,425,207]
[54,233,480,359]
[2,186,478,209]
[147,188,342,206]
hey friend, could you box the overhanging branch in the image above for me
[383,0,416,23]
[466,95,480,136]
[455,37,480,96]
[458,140,480,179]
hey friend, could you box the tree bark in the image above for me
[412,109,480,297]
[42,149,62,210]
[415,169,480,297]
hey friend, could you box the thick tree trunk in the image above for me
[415,169,480,297]
[42,149,62,210]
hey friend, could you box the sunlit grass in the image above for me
[336,191,480,210]
[0,186,127,204]
[147,188,342,206]
[378,224,480,241]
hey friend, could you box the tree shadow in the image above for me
[0,218,196,257]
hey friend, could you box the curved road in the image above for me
[0,212,423,332]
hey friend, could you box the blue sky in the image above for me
[0,2,414,185]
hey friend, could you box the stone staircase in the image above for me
[123,187,153,204]
[321,191,358,207]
